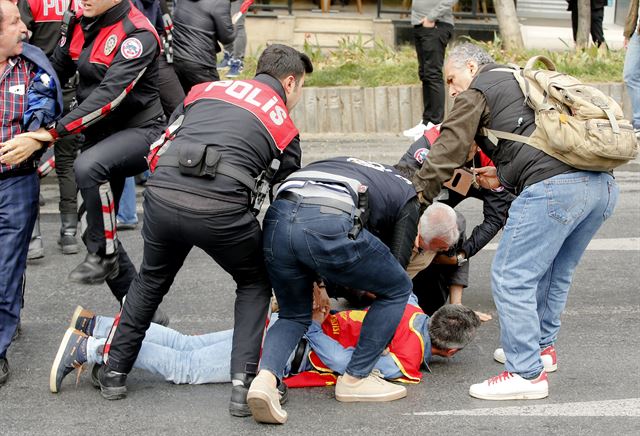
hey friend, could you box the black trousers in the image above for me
[105,189,272,376]
[74,118,164,300]
[174,58,220,94]
[411,261,457,316]
[413,22,453,124]
[571,7,606,47]
[54,87,81,216]
[157,57,185,117]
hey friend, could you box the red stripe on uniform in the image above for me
[101,203,115,213]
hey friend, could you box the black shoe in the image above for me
[0,358,9,386]
[68,253,119,285]
[151,308,170,327]
[90,364,101,389]
[229,373,288,417]
[58,234,79,254]
[50,328,88,393]
[98,365,127,400]
[58,213,79,255]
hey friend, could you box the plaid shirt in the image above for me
[0,56,35,174]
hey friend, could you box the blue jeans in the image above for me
[116,177,138,225]
[493,171,618,379]
[89,316,233,384]
[624,32,640,129]
[259,198,412,380]
[0,173,39,358]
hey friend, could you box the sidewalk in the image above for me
[520,18,625,50]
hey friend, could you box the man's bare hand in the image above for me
[18,127,55,143]
[422,17,436,27]
[312,281,330,311]
[474,311,493,322]
[473,166,501,190]
[624,37,629,49]
[0,136,44,166]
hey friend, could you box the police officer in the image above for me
[98,45,313,416]
[18,0,82,255]
[28,0,165,302]
[171,0,236,93]
[247,157,421,424]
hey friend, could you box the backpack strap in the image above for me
[480,128,534,146]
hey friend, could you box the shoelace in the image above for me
[487,371,513,385]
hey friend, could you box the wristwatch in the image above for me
[456,252,468,267]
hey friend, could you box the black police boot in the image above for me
[151,307,170,327]
[98,365,127,400]
[68,253,119,285]
[229,372,288,417]
[58,213,79,255]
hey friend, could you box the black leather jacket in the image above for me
[172,0,235,67]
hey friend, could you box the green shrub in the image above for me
[226,35,624,86]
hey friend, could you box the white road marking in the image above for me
[406,398,640,417]
[484,238,640,251]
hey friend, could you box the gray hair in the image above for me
[447,43,495,70]
[419,202,460,248]
[429,304,481,350]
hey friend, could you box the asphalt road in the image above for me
[1,137,639,435]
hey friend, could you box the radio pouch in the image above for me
[178,143,221,178]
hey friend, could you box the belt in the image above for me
[277,190,355,215]
[290,337,308,375]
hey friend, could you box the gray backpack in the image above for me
[481,55,638,171]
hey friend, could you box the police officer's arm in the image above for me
[49,28,78,88]
[273,135,302,184]
[461,188,513,259]
[18,0,35,32]
[50,30,159,138]
[212,0,236,46]
[412,90,489,205]
[388,198,421,270]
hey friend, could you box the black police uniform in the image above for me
[48,0,165,297]
[101,74,301,409]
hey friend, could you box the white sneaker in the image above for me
[402,121,431,141]
[335,372,407,402]
[493,345,557,373]
[247,371,287,424]
[469,371,549,400]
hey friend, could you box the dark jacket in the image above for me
[147,73,302,208]
[172,0,235,67]
[49,0,163,141]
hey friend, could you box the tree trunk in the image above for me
[494,0,524,51]
[576,0,591,49]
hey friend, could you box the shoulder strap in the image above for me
[480,128,534,146]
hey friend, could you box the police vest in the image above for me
[67,7,161,64]
[28,0,79,22]
[183,79,298,151]
[308,304,427,383]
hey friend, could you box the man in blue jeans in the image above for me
[247,156,421,424]
[0,0,63,386]
[412,43,619,401]
[624,0,640,138]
